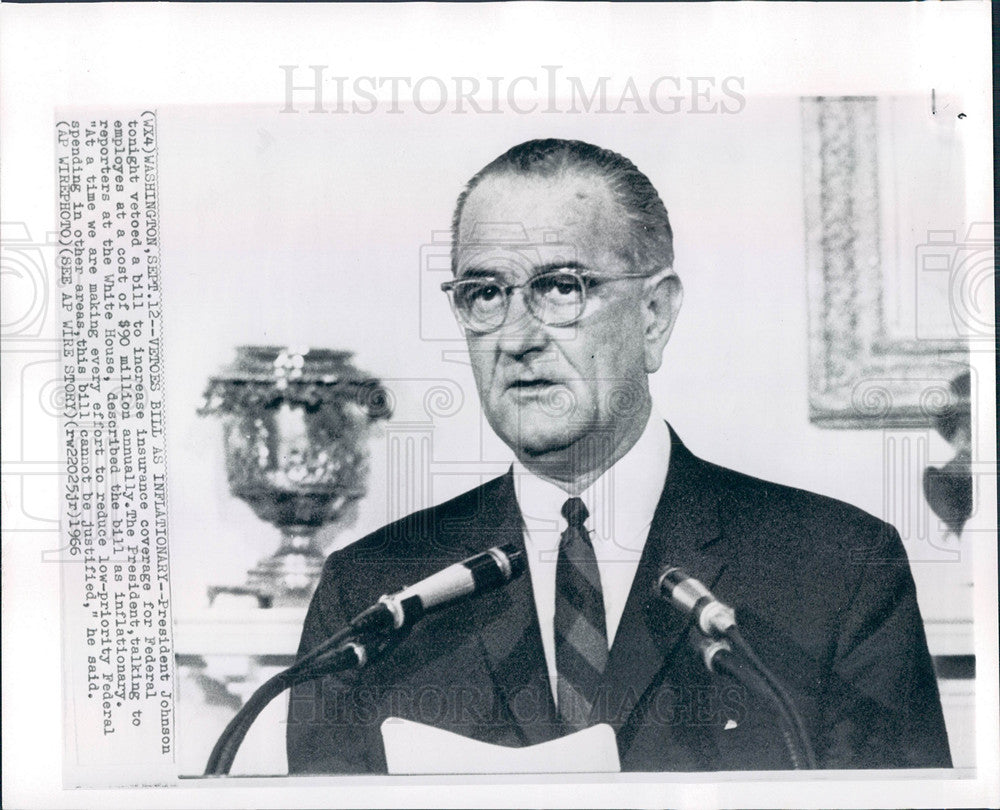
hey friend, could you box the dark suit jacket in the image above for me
[286,429,951,772]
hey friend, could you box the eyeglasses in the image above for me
[441,268,656,334]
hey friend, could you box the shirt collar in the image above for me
[512,407,671,556]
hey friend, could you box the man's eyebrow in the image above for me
[455,267,503,281]
[457,260,591,281]
[533,260,588,274]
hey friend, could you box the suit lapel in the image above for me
[597,429,729,749]
[449,470,561,746]
[450,432,735,753]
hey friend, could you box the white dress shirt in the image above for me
[512,408,672,704]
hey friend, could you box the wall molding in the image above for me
[802,97,967,428]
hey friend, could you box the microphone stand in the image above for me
[693,630,817,769]
[204,624,395,776]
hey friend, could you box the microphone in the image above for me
[657,567,736,637]
[351,543,527,633]
[656,565,818,769]
[205,542,526,776]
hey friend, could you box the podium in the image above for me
[381,719,620,775]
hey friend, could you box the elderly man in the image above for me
[286,139,951,772]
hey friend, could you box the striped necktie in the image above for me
[554,497,609,730]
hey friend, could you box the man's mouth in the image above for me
[508,378,558,390]
[506,379,567,401]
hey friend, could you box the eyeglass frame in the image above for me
[440,267,660,334]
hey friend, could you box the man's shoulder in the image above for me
[692,451,905,560]
[683,449,920,655]
[346,471,513,553]
[702,454,879,519]
[316,472,517,602]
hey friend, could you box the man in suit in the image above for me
[286,139,951,772]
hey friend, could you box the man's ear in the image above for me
[642,270,683,373]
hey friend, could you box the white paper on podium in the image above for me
[380,718,621,774]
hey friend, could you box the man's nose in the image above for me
[495,288,549,356]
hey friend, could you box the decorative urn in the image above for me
[200,346,390,606]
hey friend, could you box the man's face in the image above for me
[455,171,655,479]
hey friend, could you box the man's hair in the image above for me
[451,138,674,274]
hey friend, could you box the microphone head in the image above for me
[657,566,689,598]
[493,543,526,581]
[656,566,737,637]
[687,628,732,673]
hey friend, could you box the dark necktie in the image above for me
[554,497,609,730]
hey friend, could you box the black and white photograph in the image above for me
[1,4,996,808]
